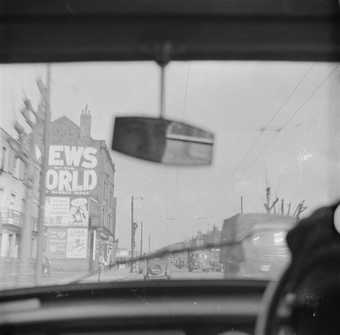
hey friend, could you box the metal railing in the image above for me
[0,208,23,227]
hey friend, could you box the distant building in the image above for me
[115,248,129,269]
[44,107,117,273]
[0,127,40,259]
[0,128,25,258]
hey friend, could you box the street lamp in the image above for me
[130,195,143,272]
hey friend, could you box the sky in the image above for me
[1,61,340,250]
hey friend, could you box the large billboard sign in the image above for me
[45,196,89,227]
[46,145,98,195]
[46,227,88,259]
[46,228,67,259]
[45,196,89,259]
[66,228,88,258]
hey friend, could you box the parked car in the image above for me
[144,258,170,280]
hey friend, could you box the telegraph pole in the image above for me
[140,222,143,256]
[17,68,51,283]
[35,65,51,284]
[14,98,37,276]
[130,196,143,272]
[130,196,135,273]
[18,100,37,279]
[148,234,151,252]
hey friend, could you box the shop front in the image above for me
[92,227,117,269]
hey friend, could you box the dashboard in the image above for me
[0,280,268,335]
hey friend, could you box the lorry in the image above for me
[220,213,296,279]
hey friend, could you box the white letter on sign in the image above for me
[71,170,83,192]
[58,170,72,193]
[84,170,97,191]
[46,170,58,190]
[49,145,63,166]
[64,146,84,167]
[82,147,97,169]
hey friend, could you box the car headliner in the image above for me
[0,0,340,63]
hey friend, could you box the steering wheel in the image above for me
[256,249,340,335]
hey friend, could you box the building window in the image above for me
[34,167,40,190]
[13,157,24,180]
[9,193,16,210]
[112,196,116,212]
[7,151,15,174]
[107,214,110,229]
[103,181,106,201]
[0,188,4,207]
[20,159,25,180]
[1,146,7,171]
[13,157,18,177]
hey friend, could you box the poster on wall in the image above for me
[66,228,88,258]
[45,197,89,227]
[46,197,70,218]
[46,228,67,259]
[69,198,89,226]
[46,145,98,195]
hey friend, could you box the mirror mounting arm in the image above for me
[155,42,172,119]
[159,64,166,119]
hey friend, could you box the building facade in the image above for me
[44,108,117,273]
[0,128,25,258]
[0,126,41,259]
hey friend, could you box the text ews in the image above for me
[46,145,98,195]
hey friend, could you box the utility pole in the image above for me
[139,222,143,256]
[264,187,271,213]
[148,234,151,252]
[35,65,51,284]
[130,196,135,273]
[17,69,51,283]
[18,100,37,280]
[130,195,142,272]
[240,196,244,215]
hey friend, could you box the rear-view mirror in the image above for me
[112,117,214,166]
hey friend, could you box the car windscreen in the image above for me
[0,60,338,288]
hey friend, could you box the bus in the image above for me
[220,213,296,279]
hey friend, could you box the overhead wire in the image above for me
[241,65,339,175]
[231,64,314,179]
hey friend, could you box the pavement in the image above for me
[80,267,144,283]
[0,267,225,290]
[169,270,224,280]
[81,267,224,283]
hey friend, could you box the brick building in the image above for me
[44,108,117,273]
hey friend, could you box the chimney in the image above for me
[80,105,91,139]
